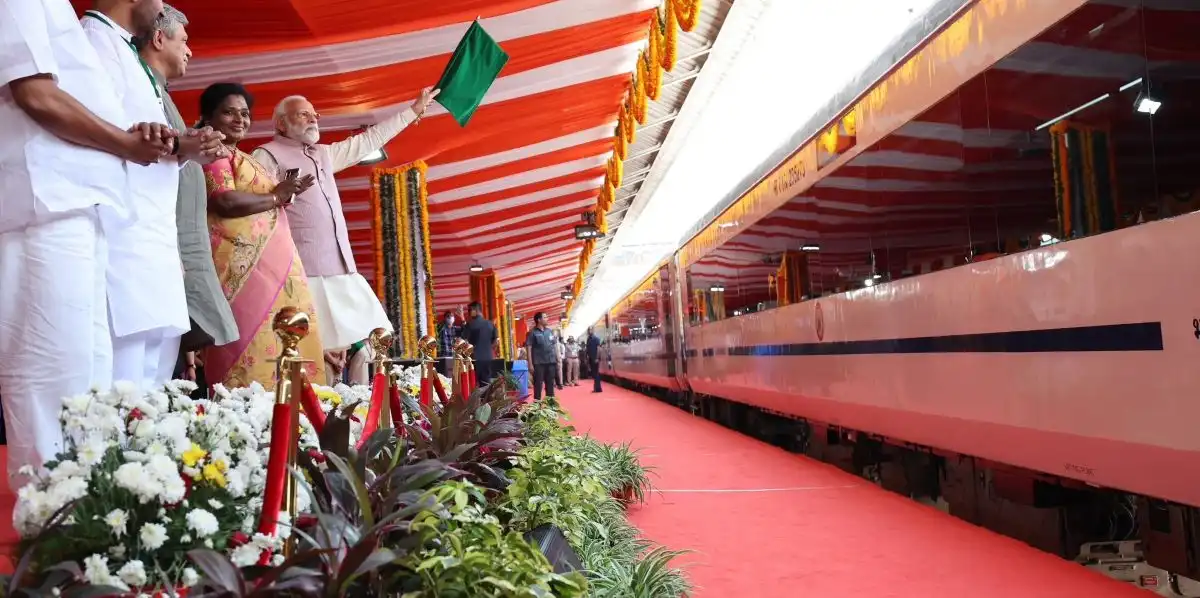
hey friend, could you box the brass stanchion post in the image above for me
[271,307,312,557]
[369,328,394,425]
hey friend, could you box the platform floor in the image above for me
[558,382,1150,598]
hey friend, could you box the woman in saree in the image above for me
[198,83,326,388]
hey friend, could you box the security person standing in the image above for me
[525,312,558,401]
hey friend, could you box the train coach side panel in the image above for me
[609,337,680,391]
[683,212,1200,507]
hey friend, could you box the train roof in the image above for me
[677,0,973,250]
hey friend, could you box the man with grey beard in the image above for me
[251,90,436,384]
[137,4,238,386]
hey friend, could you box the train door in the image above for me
[657,263,676,379]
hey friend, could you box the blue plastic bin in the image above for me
[511,360,530,400]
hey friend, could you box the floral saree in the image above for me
[202,149,326,388]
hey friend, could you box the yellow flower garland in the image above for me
[672,0,702,32]
[414,161,437,333]
[396,168,415,357]
[570,0,698,321]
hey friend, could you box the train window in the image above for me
[976,0,1160,243]
[611,276,662,342]
[679,0,1187,322]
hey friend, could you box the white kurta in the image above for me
[253,113,413,351]
[81,11,189,389]
[0,0,130,484]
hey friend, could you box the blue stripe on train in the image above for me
[681,322,1163,358]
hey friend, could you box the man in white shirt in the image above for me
[0,0,173,483]
[81,0,224,391]
[252,90,437,384]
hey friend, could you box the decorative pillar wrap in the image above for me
[775,251,811,307]
[1050,121,1120,240]
[372,162,436,358]
[469,269,512,359]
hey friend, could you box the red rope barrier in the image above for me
[388,383,404,428]
[356,371,387,450]
[300,378,325,436]
[258,403,293,535]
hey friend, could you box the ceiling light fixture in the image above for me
[356,147,387,166]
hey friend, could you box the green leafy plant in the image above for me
[499,411,690,598]
[396,480,588,597]
[404,382,523,493]
[590,441,653,505]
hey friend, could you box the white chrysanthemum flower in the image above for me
[117,560,147,587]
[208,499,224,510]
[104,509,128,538]
[229,542,261,567]
[140,522,168,550]
[77,437,108,467]
[186,508,219,538]
[181,567,200,587]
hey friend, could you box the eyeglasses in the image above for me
[292,110,320,122]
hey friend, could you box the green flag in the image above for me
[434,21,509,127]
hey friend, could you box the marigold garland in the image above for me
[661,5,678,70]
[370,163,434,359]
[570,0,699,321]
[672,0,702,32]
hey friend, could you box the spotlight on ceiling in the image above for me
[873,273,883,280]
[468,264,484,273]
[709,285,725,293]
[864,278,876,287]
[561,292,575,300]
[356,147,388,166]
[801,244,821,252]
[1135,91,1162,115]
[574,224,602,240]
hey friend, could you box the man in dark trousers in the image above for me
[586,327,603,393]
[525,312,558,401]
[459,302,498,384]
[437,310,460,377]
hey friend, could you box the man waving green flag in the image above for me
[435,20,509,127]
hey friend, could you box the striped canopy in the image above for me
[76,0,666,323]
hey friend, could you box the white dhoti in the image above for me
[347,343,375,386]
[111,329,182,390]
[308,273,392,351]
[0,210,111,487]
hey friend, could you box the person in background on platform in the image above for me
[578,341,590,380]
[566,336,580,386]
[438,310,460,378]
[136,4,239,388]
[0,0,173,482]
[526,313,558,402]
[82,0,225,391]
[197,83,326,388]
[586,327,603,393]
[460,302,498,384]
[251,90,438,382]
[554,332,565,390]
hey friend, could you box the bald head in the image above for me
[275,95,320,145]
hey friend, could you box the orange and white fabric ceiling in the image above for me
[75,0,663,320]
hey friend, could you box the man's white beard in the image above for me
[288,122,320,145]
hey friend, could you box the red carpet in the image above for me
[558,384,1149,598]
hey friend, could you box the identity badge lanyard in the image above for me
[83,10,162,104]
